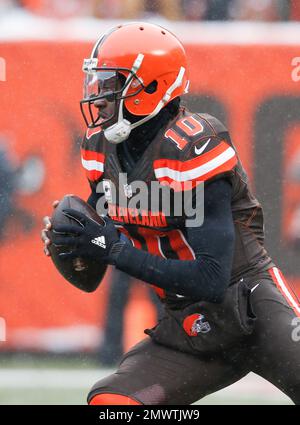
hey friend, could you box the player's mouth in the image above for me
[97,112,117,127]
[97,113,109,123]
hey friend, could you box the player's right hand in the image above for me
[41,200,59,256]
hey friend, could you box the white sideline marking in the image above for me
[0,368,113,388]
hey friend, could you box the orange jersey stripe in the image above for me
[269,267,300,317]
[167,229,195,260]
[117,226,142,250]
[81,149,105,182]
[154,141,232,172]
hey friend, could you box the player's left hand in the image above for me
[50,209,121,263]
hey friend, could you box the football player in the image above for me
[41,22,300,405]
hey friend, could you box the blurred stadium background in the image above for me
[0,0,300,405]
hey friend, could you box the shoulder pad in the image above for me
[154,113,236,190]
[160,112,229,155]
[196,113,228,135]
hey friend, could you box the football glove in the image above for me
[50,208,124,265]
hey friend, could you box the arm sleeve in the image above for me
[87,186,98,210]
[114,179,235,303]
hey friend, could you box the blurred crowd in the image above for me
[1,0,300,21]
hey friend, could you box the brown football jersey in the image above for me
[81,107,274,298]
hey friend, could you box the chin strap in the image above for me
[104,56,186,144]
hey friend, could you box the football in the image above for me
[48,194,107,292]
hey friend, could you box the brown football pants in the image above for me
[88,269,300,405]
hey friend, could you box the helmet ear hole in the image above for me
[145,80,158,94]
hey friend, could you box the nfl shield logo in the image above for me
[103,180,112,203]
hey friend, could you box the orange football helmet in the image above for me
[80,22,189,143]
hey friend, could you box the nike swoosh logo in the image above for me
[251,283,260,293]
[194,138,211,155]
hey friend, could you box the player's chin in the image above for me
[99,116,117,130]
